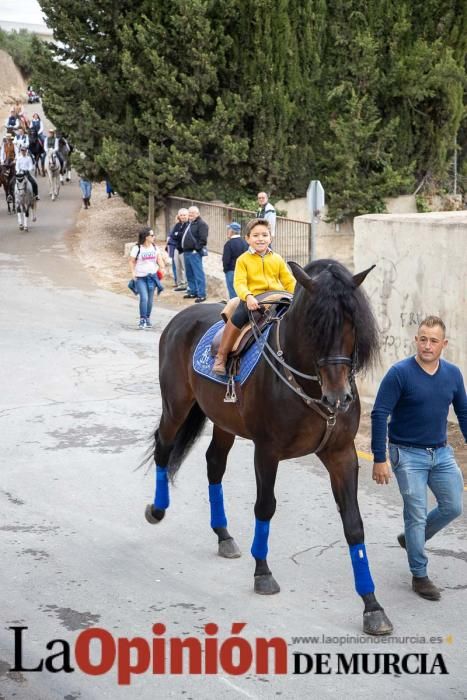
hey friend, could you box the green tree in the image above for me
[32,0,466,220]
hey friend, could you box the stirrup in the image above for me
[223,376,237,403]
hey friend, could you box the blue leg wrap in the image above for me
[153,465,169,510]
[349,543,375,595]
[208,483,227,528]
[251,519,270,560]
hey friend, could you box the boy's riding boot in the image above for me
[213,320,242,375]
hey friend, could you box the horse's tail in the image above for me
[161,402,207,483]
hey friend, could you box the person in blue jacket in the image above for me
[371,315,467,601]
[222,222,248,298]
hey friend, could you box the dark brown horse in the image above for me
[146,259,393,635]
[28,128,46,177]
[0,163,15,214]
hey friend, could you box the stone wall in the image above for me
[354,211,467,400]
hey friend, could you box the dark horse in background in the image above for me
[146,260,393,635]
[57,136,72,183]
[28,128,46,177]
[0,162,16,214]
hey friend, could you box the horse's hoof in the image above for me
[33,216,36,222]
[66,177,70,182]
[254,574,280,595]
[218,538,241,559]
[144,503,165,524]
[19,225,23,230]
[363,609,393,636]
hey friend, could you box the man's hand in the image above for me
[372,461,391,485]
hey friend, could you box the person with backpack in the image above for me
[129,227,165,329]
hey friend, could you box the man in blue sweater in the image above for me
[371,316,467,601]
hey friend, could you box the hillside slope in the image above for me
[0,49,27,122]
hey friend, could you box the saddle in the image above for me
[210,291,293,360]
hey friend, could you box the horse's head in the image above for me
[288,260,378,412]
[15,171,27,191]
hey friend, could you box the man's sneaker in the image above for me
[183,293,197,299]
[138,319,146,329]
[145,319,152,328]
[174,285,187,291]
[412,576,441,601]
[397,533,406,550]
[195,296,207,303]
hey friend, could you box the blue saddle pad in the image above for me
[193,320,272,386]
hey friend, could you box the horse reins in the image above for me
[247,302,357,453]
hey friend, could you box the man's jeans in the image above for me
[225,270,236,299]
[389,444,463,577]
[184,251,206,298]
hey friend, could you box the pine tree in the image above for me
[32,0,466,220]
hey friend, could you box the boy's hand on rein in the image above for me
[246,295,259,311]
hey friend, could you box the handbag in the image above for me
[157,269,164,280]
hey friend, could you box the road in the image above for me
[0,179,466,700]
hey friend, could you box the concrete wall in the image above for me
[354,211,467,400]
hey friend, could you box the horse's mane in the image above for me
[293,259,379,372]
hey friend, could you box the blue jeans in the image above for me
[225,270,236,299]
[135,276,155,320]
[389,444,463,578]
[79,179,92,198]
[184,251,206,298]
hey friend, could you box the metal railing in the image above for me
[165,196,311,266]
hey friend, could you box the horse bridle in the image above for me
[15,173,27,191]
[248,303,358,453]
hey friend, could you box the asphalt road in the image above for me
[0,179,466,700]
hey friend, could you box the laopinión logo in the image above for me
[9,623,448,685]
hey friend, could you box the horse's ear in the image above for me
[287,261,316,293]
[352,264,376,288]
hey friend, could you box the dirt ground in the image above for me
[70,184,466,481]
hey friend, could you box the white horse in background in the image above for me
[15,171,37,231]
[46,149,61,201]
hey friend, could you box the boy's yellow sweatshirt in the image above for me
[233,249,296,300]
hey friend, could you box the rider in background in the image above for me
[13,128,29,157]
[1,134,16,165]
[15,103,29,130]
[17,145,40,200]
[5,107,20,134]
[43,128,59,152]
[30,113,44,140]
